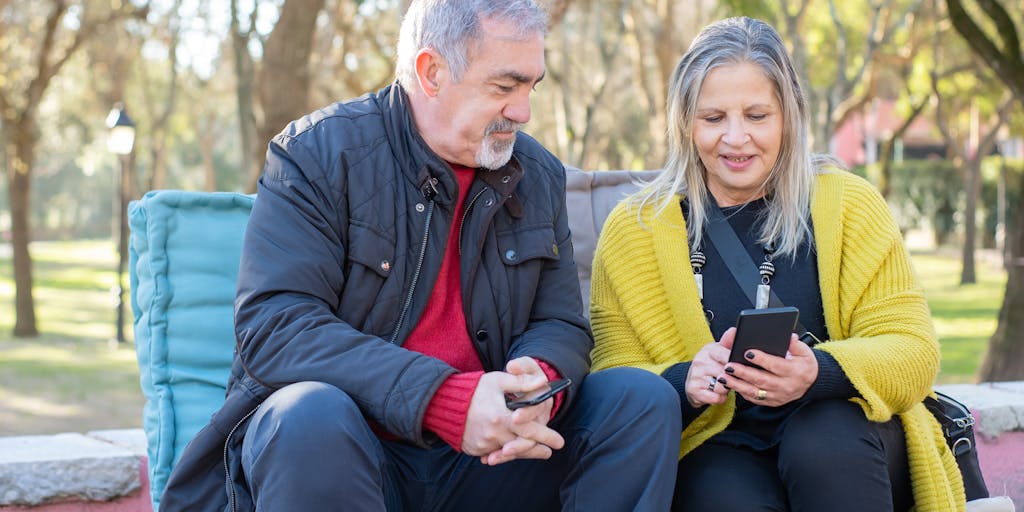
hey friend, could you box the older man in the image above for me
[159,1,680,510]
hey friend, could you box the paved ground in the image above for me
[939,381,1024,507]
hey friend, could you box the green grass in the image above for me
[912,250,1007,384]
[0,240,1007,435]
[0,240,143,435]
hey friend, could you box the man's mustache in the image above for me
[485,118,524,136]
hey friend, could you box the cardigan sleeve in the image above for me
[590,239,677,375]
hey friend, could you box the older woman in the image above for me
[590,16,965,512]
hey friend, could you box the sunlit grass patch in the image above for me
[910,251,1007,384]
[0,240,142,435]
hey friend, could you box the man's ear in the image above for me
[414,49,446,98]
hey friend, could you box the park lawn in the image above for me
[0,240,143,435]
[912,250,1008,384]
[0,241,1008,435]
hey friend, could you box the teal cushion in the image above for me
[129,190,253,510]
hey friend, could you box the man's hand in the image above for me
[462,358,565,465]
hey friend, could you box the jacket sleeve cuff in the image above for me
[661,362,706,428]
[535,359,564,418]
[423,371,485,451]
[806,350,857,401]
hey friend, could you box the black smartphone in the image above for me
[506,378,572,410]
[729,307,800,367]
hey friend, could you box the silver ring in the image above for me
[756,389,767,400]
[707,376,717,392]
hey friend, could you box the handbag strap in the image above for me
[704,204,817,344]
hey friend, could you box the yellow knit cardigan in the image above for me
[590,171,965,511]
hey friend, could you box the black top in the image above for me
[661,197,857,450]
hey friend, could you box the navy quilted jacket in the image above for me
[159,84,592,511]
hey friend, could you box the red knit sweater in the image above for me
[404,164,561,450]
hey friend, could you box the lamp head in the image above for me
[106,104,136,156]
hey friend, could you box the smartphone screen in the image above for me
[728,307,800,367]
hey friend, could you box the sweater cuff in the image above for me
[423,371,485,451]
[806,350,857,401]
[534,359,565,418]
[661,362,706,428]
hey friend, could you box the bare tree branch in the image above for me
[978,0,1021,62]
[946,0,1024,99]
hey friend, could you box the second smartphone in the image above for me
[729,306,800,366]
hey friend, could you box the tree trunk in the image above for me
[943,0,1024,380]
[978,175,1024,380]
[6,121,38,337]
[231,0,258,193]
[200,131,217,192]
[248,0,326,193]
[960,158,981,284]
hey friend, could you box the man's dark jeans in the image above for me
[241,367,681,511]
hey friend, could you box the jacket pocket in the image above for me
[492,224,560,336]
[347,223,396,278]
[496,224,559,266]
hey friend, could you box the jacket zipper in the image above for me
[390,181,437,344]
[456,187,491,366]
[224,405,261,512]
[458,188,488,256]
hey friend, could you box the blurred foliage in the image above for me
[859,157,1022,248]
[0,0,1020,247]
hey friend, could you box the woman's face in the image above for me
[692,61,783,207]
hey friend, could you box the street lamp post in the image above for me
[106,104,136,345]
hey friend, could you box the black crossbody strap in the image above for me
[704,205,814,340]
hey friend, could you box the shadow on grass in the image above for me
[0,336,143,435]
[0,259,115,291]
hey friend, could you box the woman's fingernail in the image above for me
[724,366,735,374]
[745,351,755,360]
[717,377,727,385]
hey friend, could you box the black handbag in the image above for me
[704,208,990,501]
[923,391,989,500]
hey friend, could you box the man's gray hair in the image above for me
[395,0,548,91]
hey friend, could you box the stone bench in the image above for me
[0,429,150,511]
[1,383,1018,511]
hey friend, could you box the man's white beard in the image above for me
[476,118,524,170]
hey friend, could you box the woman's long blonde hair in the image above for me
[631,16,838,259]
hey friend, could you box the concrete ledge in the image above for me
[0,430,146,508]
[937,382,1024,438]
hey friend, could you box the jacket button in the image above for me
[415,203,425,213]
[505,249,517,261]
[483,198,494,207]
[380,260,391,272]
[501,175,511,184]
[475,330,489,341]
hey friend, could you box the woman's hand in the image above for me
[684,328,736,407]
[718,334,818,407]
